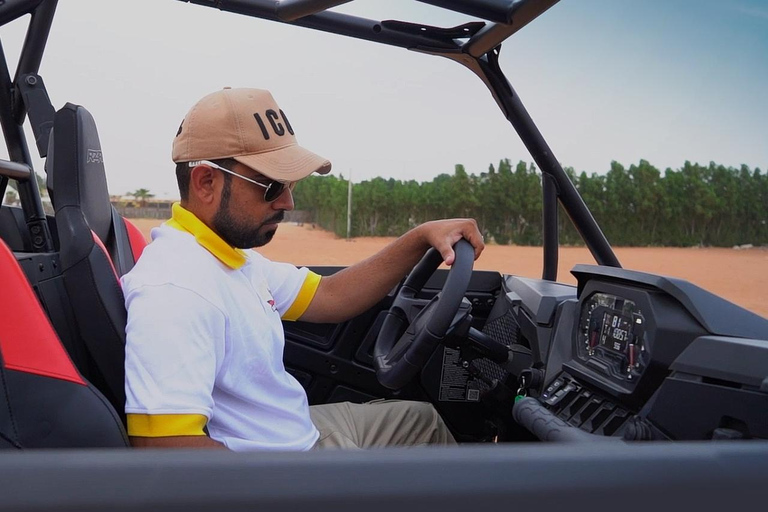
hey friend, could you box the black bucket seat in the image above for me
[0,238,128,448]
[47,103,147,421]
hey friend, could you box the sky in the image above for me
[0,0,766,199]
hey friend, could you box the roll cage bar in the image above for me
[0,0,622,277]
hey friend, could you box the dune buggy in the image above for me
[0,1,766,511]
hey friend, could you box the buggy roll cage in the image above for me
[0,0,622,279]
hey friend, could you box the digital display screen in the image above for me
[600,311,633,353]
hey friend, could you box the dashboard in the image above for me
[488,264,768,441]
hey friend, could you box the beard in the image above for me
[212,178,284,248]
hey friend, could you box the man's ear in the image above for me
[189,164,218,205]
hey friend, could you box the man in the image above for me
[122,87,485,451]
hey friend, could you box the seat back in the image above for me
[46,103,146,274]
[0,239,128,448]
[48,103,137,418]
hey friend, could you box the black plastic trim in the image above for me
[671,336,768,388]
[505,276,576,325]
[572,264,768,337]
[0,443,767,510]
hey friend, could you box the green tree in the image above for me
[628,160,662,244]
[289,160,766,248]
[4,189,17,205]
[129,188,155,207]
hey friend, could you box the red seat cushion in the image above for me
[0,240,84,385]
[123,218,147,262]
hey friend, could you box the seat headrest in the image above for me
[50,103,112,244]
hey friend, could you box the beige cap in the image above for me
[172,87,331,181]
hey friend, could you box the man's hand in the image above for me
[414,218,485,266]
[300,217,485,324]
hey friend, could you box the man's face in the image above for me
[212,162,295,249]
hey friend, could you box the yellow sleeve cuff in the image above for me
[282,271,322,321]
[126,413,208,437]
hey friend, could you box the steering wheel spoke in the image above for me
[389,331,416,364]
[391,294,434,324]
[374,239,475,390]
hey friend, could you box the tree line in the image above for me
[292,159,767,247]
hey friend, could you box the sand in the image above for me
[128,219,767,318]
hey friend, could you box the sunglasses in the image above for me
[188,160,294,203]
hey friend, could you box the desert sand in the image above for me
[129,219,767,318]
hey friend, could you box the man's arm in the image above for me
[130,435,226,449]
[124,284,224,449]
[298,218,484,324]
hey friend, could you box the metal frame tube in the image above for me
[0,38,52,251]
[0,41,33,183]
[14,0,56,78]
[0,0,45,26]
[180,0,460,50]
[0,159,33,181]
[13,0,57,124]
[183,0,558,55]
[465,0,559,57]
[277,0,353,22]
[415,0,515,24]
[541,173,558,280]
[465,23,515,57]
[474,55,620,267]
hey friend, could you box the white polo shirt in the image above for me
[122,203,321,451]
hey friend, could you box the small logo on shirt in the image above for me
[267,299,277,312]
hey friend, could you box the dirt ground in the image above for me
[129,219,768,318]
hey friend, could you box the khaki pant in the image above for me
[309,400,456,449]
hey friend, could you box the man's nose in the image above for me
[272,185,294,211]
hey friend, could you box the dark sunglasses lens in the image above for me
[264,182,286,202]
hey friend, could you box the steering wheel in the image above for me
[374,239,475,390]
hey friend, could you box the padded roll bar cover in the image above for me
[513,397,621,443]
[50,103,112,244]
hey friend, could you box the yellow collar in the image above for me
[166,202,248,270]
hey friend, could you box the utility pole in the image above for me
[346,169,352,241]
